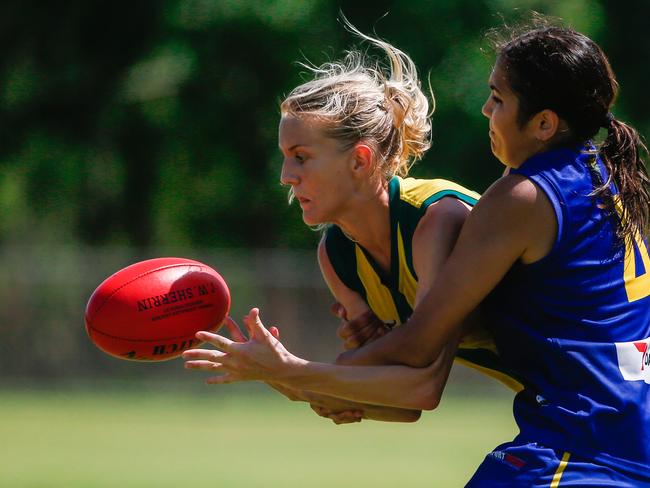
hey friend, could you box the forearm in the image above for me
[305,389,422,422]
[277,339,456,411]
[274,359,433,410]
[338,283,469,368]
[268,380,421,422]
[360,405,422,422]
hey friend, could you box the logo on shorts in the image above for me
[487,450,526,470]
[615,337,650,383]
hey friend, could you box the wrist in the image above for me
[277,352,309,381]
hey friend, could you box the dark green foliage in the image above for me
[0,0,646,250]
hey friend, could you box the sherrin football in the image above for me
[85,257,230,361]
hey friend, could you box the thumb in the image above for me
[330,302,347,320]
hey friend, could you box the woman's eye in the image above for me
[491,95,502,104]
[295,153,305,162]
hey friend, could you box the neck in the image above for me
[334,181,391,268]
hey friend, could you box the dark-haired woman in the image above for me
[338,24,650,486]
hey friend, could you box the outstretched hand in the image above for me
[183,308,297,384]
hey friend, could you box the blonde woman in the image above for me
[183,24,520,423]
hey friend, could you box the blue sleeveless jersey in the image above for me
[484,146,650,476]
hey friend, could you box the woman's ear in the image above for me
[351,143,374,174]
[532,109,561,142]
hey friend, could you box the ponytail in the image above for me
[281,17,432,180]
[596,116,650,240]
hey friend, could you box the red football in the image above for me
[85,257,230,361]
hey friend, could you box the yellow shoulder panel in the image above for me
[399,177,480,208]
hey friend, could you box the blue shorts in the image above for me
[465,441,650,487]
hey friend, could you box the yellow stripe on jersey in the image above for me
[550,452,571,487]
[623,230,650,302]
[399,177,481,208]
[615,195,650,302]
[455,357,524,392]
[355,245,401,325]
[396,224,418,309]
[460,326,499,355]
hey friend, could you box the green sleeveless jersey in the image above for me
[324,176,523,392]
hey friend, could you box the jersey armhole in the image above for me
[523,173,567,264]
[324,226,365,294]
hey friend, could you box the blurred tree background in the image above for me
[0,0,648,380]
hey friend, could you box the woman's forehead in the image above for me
[279,114,328,146]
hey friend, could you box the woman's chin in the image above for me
[301,212,323,227]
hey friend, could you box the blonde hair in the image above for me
[280,20,433,180]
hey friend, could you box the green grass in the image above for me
[0,384,516,487]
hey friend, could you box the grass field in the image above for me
[0,383,517,487]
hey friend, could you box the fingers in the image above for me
[330,302,347,320]
[195,330,235,352]
[184,360,224,372]
[310,404,362,424]
[223,316,248,342]
[338,310,389,349]
[182,348,227,362]
[311,405,328,417]
[340,322,385,349]
[243,308,270,339]
[329,411,363,425]
[222,314,280,342]
[205,373,236,385]
[365,326,387,343]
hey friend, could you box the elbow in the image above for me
[412,382,443,411]
[419,395,441,412]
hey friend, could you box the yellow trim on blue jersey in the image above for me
[615,195,650,302]
[550,452,571,487]
[623,231,650,302]
[355,246,401,324]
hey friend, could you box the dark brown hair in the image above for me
[491,18,650,241]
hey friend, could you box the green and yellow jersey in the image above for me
[324,176,524,392]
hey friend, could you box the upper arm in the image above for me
[412,197,471,307]
[405,175,555,358]
[340,174,556,367]
[317,236,370,320]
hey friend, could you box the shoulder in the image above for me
[484,173,539,200]
[473,174,557,263]
[414,196,470,242]
[411,196,471,281]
